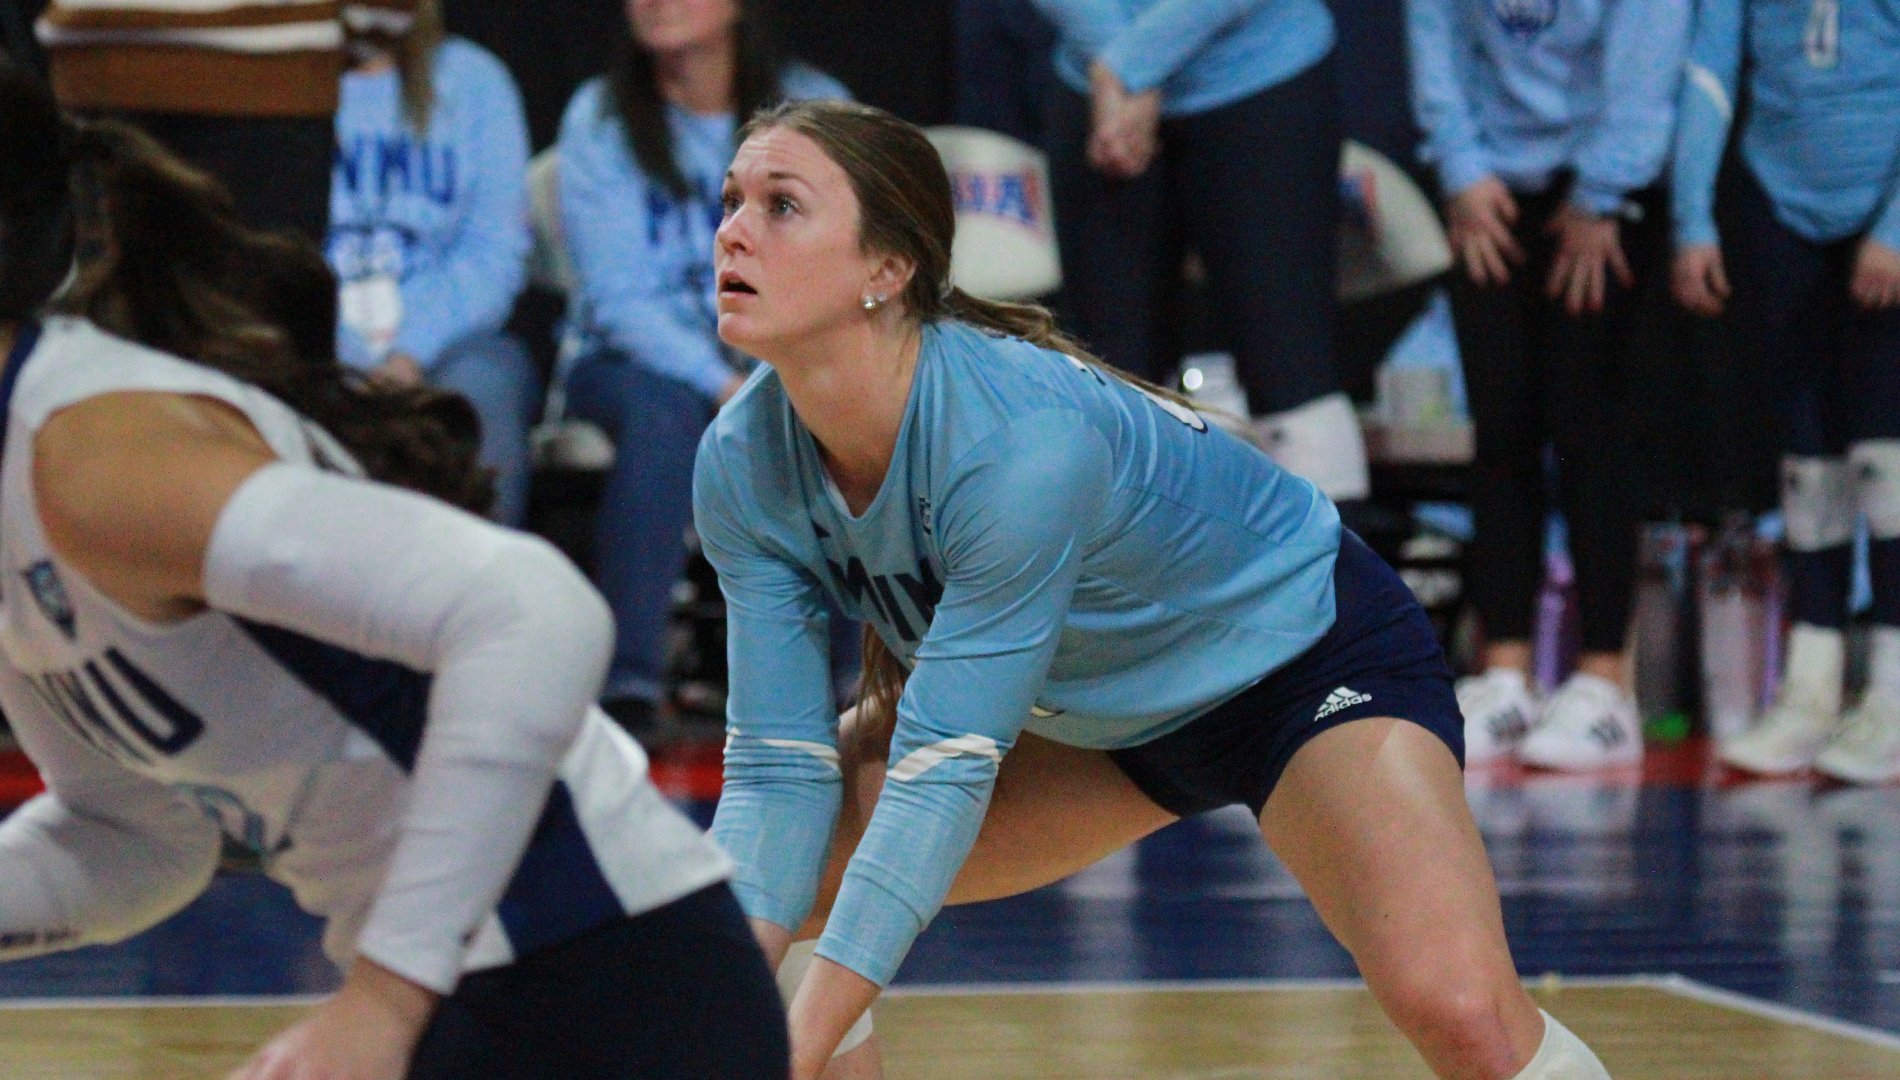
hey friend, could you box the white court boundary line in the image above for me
[889,973,1900,1054]
[1649,974,1900,1053]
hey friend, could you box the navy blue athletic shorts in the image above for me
[1108,530,1463,818]
[407,882,788,1080]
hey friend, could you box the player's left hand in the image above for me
[1544,203,1632,317]
[227,958,437,1080]
[1851,238,1900,309]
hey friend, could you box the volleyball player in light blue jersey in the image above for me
[699,100,1614,1080]
[1671,0,1900,782]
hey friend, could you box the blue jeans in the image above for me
[429,330,540,527]
[565,351,715,703]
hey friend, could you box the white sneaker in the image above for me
[1519,673,1643,770]
[1718,699,1838,774]
[1814,692,1900,784]
[1456,668,1536,763]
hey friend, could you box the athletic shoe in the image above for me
[1456,668,1536,763]
[1519,673,1643,770]
[1814,692,1900,784]
[1717,699,1838,775]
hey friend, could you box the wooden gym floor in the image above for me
[3,978,1898,1078]
[3,738,1900,1076]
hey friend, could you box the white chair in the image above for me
[1337,140,1453,303]
[925,126,1062,302]
[522,148,614,471]
[525,147,579,297]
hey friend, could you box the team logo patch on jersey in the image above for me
[1315,686,1372,722]
[23,561,75,639]
[1492,0,1557,36]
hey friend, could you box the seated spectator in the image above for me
[328,0,537,524]
[1674,0,1900,782]
[1408,0,1689,770]
[556,0,847,738]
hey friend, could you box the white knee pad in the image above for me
[1508,1010,1611,1080]
[1781,456,1855,551]
[777,940,875,1057]
[1251,392,1371,501]
[1851,440,1900,540]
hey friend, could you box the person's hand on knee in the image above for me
[1544,203,1632,316]
[1446,177,1523,287]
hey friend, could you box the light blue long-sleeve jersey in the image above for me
[697,321,1341,986]
[1031,0,1334,117]
[328,39,530,369]
[1407,0,1692,213]
[1670,0,1900,249]
[556,66,848,401]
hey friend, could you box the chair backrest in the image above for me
[925,126,1062,302]
[525,147,579,296]
[1338,140,1453,303]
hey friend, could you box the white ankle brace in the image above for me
[778,940,875,1057]
[1781,456,1855,551]
[1508,1010,1611,1080]
[1851,440,1900,540]
[1783,623,1847,715]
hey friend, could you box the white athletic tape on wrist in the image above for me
[1851,440,1900,539]
[1780,456,1855,551]
[777,940,875,1057]
[1508,1010,1611,1080]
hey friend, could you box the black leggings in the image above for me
[408,884,788,1080]
[1448,181,1666,654]
[1726,165,1900,628]
[1046,55,1342,416]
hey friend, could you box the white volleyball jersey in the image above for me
[0,317,731,978]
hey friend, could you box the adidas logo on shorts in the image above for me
[1315,686,1372,722]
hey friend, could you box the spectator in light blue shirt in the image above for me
[1407,0,1690,772]
[328,0,537,524]
[1670,0,1900,784]
[1031,0,1374,508]
[555,0,847,739]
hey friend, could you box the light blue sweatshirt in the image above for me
[556,65,849,401]
[698,321,1341,987]
[1671,0,1900,250]
[328,38,530,369]
[1407,0,1692,213]
[1031,0,1335,117]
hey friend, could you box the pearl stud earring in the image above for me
[862,294,887,310]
